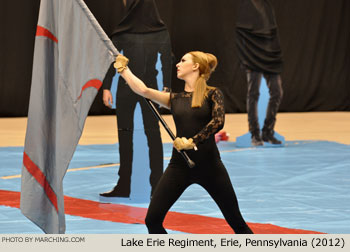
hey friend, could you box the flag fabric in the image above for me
[20,0,118,234]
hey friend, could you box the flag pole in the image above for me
[145,98,195,168]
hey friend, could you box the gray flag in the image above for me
[20,0,118,234]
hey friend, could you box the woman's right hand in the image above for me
[112,54,171,109]
[114,54,129,73]
[103,89,113,108]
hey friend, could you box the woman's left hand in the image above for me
[173,137,195,151]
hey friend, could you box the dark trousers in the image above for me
[145,162,252,234]
[104,31,172,192]
[116,90,163,191]
[246,70,283,136]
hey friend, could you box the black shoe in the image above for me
[99,186,130,198]
[251,134,263,146]
[262,133,282,145]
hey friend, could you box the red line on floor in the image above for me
[0,190,323,234]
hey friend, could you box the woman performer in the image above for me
[113,51,253,234]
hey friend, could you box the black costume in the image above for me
[102,0,172,196]
[145,89,252,234]
[236,0,283,144]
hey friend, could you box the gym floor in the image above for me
[1,112,349,234]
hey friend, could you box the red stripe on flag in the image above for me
[77,79,103,100]
[22,152,59,212]
[1,190,324,234]
[36,26,58,43]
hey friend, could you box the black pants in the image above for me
[246,70,283,136]
[145,161,252,234]
[103,31,172,192]
[116,92,163,191]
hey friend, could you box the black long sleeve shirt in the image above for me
[170,88,225,167]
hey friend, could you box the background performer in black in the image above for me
[100,0,172,198]
[236,0,283,146]
[113,51,253,234]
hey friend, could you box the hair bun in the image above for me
[206,53,218,73]
[189,51,218,79]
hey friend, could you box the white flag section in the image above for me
[20,0,118,234]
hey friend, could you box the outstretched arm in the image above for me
[116,55,171,109]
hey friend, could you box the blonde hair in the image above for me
[188,51,218,107]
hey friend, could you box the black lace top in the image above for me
[169,88,225,167]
